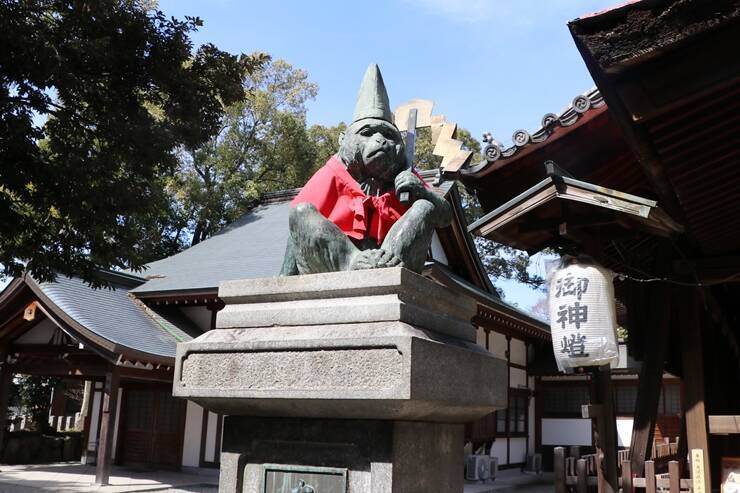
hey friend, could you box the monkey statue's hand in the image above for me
[394,170,429,204]
[349,249,403,270]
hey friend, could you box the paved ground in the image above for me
[0,463,218,492]
[0,462,554,492]
[464,469,554,493]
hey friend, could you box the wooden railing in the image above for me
[554,440,689,493]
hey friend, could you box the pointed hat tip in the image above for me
[352,63,393,124]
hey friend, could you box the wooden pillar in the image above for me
[679,289,711,493]
[95,366,120,486]
[630,284,672,474]
[592,365,619,493]
[0,353,12,457]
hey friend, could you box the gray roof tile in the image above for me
[37,274,191,358]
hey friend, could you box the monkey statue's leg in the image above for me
[380,199,443,273]
[286,202,360,274]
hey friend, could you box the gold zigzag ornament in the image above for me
[394,99,473,176]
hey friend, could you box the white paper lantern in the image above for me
[548,260,619,371]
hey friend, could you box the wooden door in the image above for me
[119,386,184,469]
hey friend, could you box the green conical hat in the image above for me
[352,64,394,124]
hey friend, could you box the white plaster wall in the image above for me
[180,306,212,331]
[616,418,634,447]
[182,401,204,467]
[430,232,449,266]
[204,411,218,463]
[510,437,527,464]
[111,388,122,460]
[491,439,508,465]
[510,338,527,366]
[510,367,527,389]
[489,332,507,360]
[88,386,102,454]
[541,418,592,446]
[15,319,57,343]
[476,327,486,349]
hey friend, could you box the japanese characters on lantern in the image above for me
[548,259,619,371]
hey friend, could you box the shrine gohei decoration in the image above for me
[548,256,619,371]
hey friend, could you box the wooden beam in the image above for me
[630,284,672,474]
[708,415,740,435]
[679,288,711,493]
[95,366,120,486]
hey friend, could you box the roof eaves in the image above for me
[462,89,606,177]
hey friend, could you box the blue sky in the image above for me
[155,0,617,311]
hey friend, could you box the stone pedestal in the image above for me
[173,268,506,492]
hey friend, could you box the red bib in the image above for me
[291,156,409,244]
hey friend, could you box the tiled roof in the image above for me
[34,273,196,359]
[463,88,606,175]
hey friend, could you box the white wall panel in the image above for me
[510,367,527,389]
[182,401,204,467]
[489,332,507,360]
[510,339,527,366]
[541,418,592,446]
[509,437,527,464]
[490,439,508,465]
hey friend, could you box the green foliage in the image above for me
[166,57,319,247]
[307,122,347,172]
[459,186,545,294]
[0,0,262,286]
[14,375,59,432]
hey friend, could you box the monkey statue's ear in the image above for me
[338,132,345,147]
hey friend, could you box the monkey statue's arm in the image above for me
[394,170,452,227]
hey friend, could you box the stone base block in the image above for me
[174,321,506,422]
[218,416,463,493]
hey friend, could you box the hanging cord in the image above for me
[613,271,740,287]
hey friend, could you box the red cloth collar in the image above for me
[291,156,409,244]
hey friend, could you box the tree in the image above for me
[167,58,319,247]
[0,0,264,286]
[307,122,347,172]
[14,375,59,433]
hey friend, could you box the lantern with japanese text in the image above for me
[548,257,619,371]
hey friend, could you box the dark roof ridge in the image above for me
[463,88,605,175]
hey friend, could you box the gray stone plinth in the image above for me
[174,321,506,422]
[174,268,506,422]
[173,268,507,492]
[217,267,477,342]
[218,416,463,493]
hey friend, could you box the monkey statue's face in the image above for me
[337,118,408,195]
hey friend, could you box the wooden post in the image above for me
[621,460,633,493]
[577,458,589,493]
[555,446,566,493]
[645,460,656,493]
[630,284,672,475]
[668,460,680,493]
[94,366,120,485]
[0,356,12,458]
[592,366,619,493]
[679,289,711,493]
